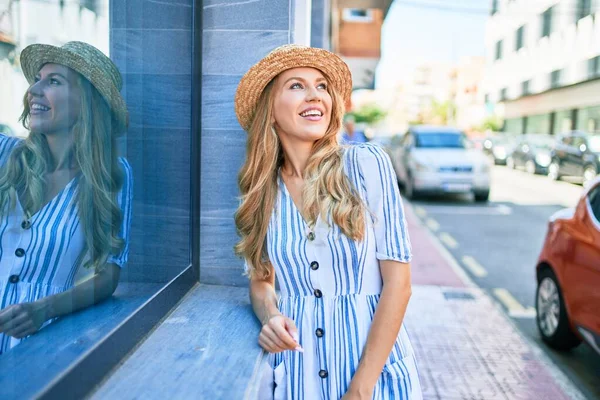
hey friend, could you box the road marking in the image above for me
[425,218,440,232]
[462,256,488,277]
[421,204,512,215]
[493,288,536,318]
[439,233,458,249]
[414,206,427,218]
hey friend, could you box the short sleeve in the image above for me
[0,134,23,168]
[107,158,134,268]
[352,144,412,263]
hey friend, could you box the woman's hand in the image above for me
[341,386,374,400]
[0,301,48,339]
[259,314,303,353]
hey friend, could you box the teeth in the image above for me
[31,104,49,111]
[300,110,322,117]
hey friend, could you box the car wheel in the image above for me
[583,164,597,185]
[536,268,581,351]
[548,160,561,181]
[525,160,536,175]
[506,156,515,169]
[474,190,489,202]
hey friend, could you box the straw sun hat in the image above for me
[234,44,352,131]
[20,41,128,131]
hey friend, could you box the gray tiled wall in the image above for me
[201,0,294,286]
[111,0,193,283]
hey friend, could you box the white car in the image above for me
[388,126,492,202]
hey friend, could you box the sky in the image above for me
[376,0,491,89]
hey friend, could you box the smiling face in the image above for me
[27,63,82,135]
[271,67,333,143]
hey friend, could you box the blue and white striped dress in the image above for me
[0,134,133,354]
[261,143,422,399]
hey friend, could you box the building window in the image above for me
[495,40,503,60]
[342,8,373,23]
[589,56,600,79]
[541,7,553,38]
[521,80,530,95]
[491,0,498,15]
[484,93,490,103]
[550,69,562,88]
[500,88,508,101]
[515,26,525,50]
[576,0,593,22]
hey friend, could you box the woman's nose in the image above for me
[28,80,44,97]
[305,86,321,102]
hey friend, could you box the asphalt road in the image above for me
[407,165,600,400]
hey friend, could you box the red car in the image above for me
[536,177,600,353]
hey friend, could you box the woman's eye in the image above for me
[33,77,40,83]
[318,83,328,90]
[50,78,60,85]
[290,82,303,89]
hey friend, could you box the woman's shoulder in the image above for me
[343,143,391,171]
[0,133,23,164]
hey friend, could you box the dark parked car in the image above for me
[482,134,518,165]
[549,131,600,184]
[507,134,555,174]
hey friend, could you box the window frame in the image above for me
[495,40,503,61]
[515,25,525,51]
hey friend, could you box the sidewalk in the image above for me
[403,204,586,400]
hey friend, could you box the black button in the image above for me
[310,261,319,271]
[319,369,328,378]
[8,275,19,284]
[314,289,322,298]
[21,220,31,230]
[15,248,25,257]
[308,232,315,241]
[315,328,324,338]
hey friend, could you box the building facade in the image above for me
[484,0,600,135]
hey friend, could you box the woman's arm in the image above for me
[344,260,412,398]
[249,269,301,353]
[0,263,121,338]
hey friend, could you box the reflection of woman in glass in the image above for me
[0,42,132,354]
[234,45,422,399]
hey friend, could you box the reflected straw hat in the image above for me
[234,44,352,131]
[20,41,128,132]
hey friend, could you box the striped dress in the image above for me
[0,134,133,354]
[259,143,422,399]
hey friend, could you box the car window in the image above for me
[562,136,572,146]
[572,136,586,148]
[588,184,600,226]
[415,132,467,149]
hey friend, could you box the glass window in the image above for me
[553,110,572,135]
[576,0,593,22]
[342,8,373,23]
[500,87,507,101]
[521,80,530,95]
[495,40,503,61]
[515,26,525,51]
[541,7,553,38]
[577,105,600,133]
[415,132,467,148]
[550,69,562,89]
[526,113,551,134]
[587,56,600,79]
[0,0,194,384]
[588,184,600,225]
[504,117,523,134]
[491,0,498,15]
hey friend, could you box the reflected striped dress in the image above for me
[258,143,422,399]
[0,134,133,354]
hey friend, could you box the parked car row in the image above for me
[484,130,600,185]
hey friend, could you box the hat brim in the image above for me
[234,45,352,131]
[20,44,128,131]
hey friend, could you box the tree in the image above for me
[348,104,387,125]
[479,115,503,132]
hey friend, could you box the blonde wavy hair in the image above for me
[0,73,126,272]
[234,74,366,280]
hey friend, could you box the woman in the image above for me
[0,41,133,354]
[234,45,422,399]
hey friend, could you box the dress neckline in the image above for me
[17,174,79,219]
